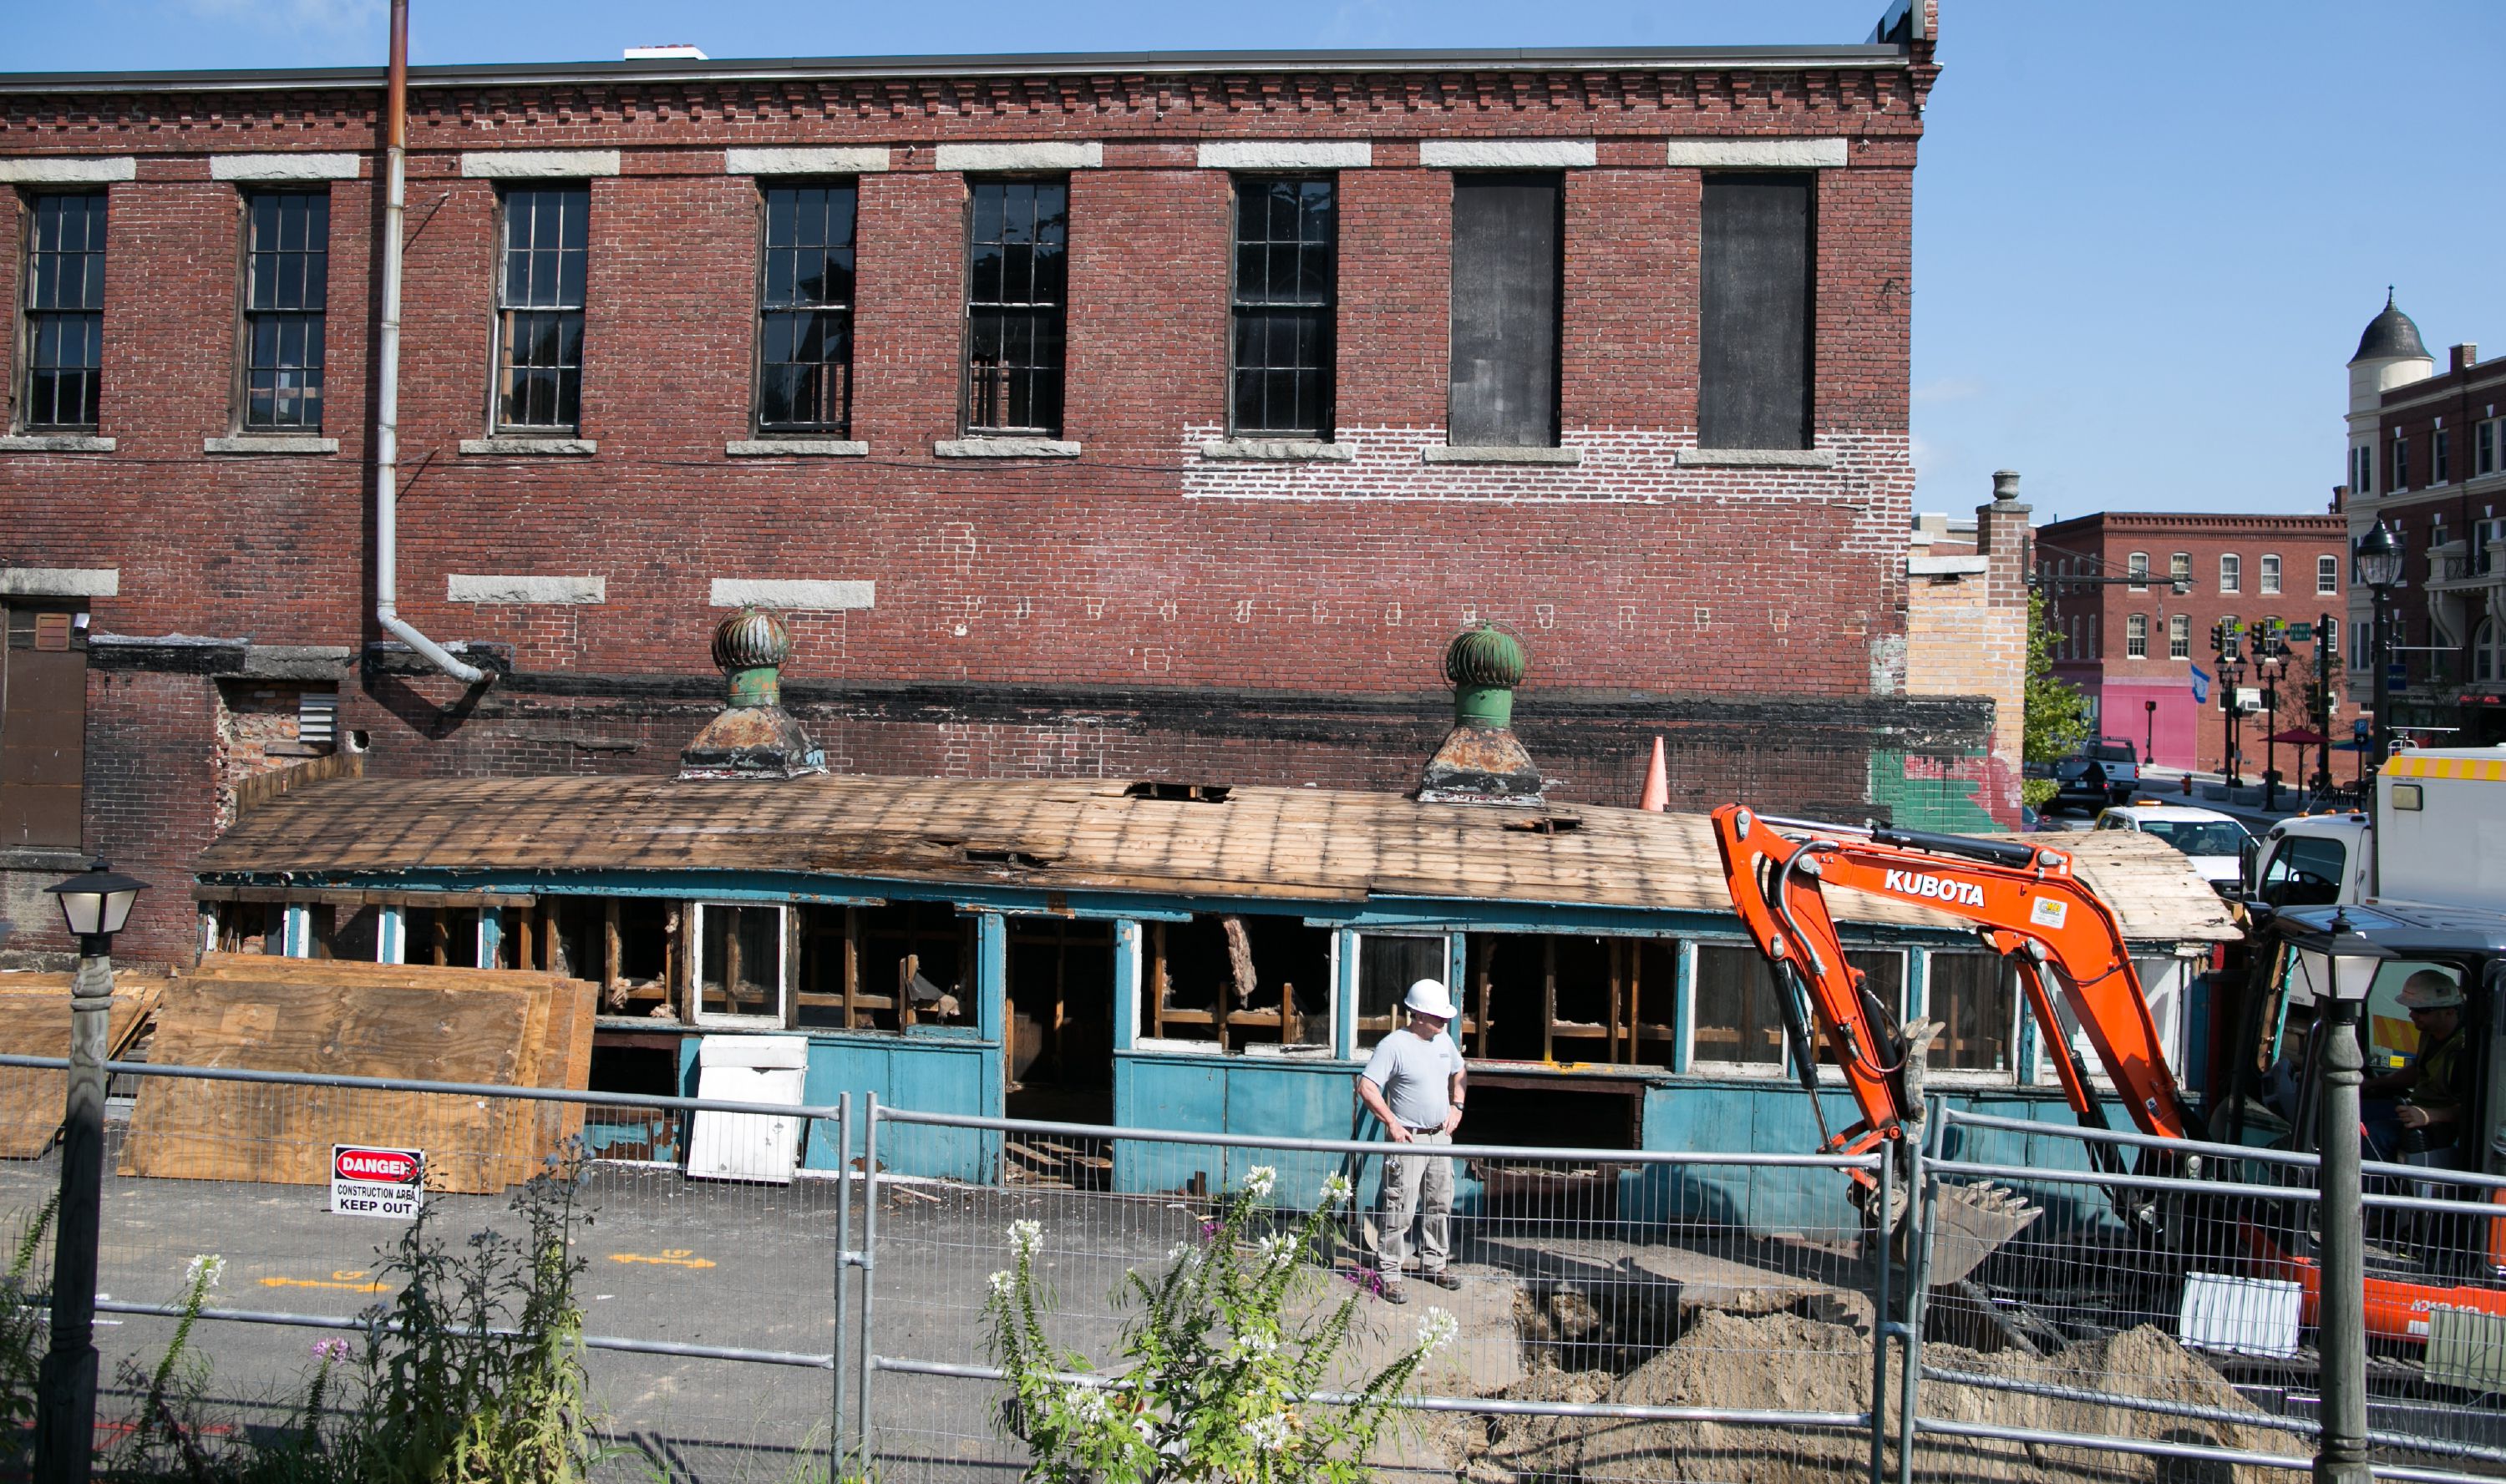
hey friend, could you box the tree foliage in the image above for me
[2023,591,2091,808]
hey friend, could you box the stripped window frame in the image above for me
[753,179,858,437]
[16,190,108,433]
[236,189,331,433]
[490,184,589,435]
[1227,175,1337,440]
[960,176,1068,438]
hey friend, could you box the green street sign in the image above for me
[2285,621,2315,642]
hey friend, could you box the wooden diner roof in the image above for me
[195,773,2240,945]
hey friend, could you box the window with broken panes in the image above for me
[1230,177,1336,438]
[545,898,677,1017]
[963,178,1068,436]
[1147,914,1334,1053]
[1690,944,1788,1068]
[1924,950,2018,1075]
[696,902,784,1022]
[1354,931,1448,1050]
[241,190,329,431]
[19,191,108,431]
[799,901,974,1032]
[756,181,856,434]
[494,185,588,433]
[1462,933,1677,1067]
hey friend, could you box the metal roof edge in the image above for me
[0,43,1912,95]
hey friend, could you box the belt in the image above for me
[1406,1126,1443,1135]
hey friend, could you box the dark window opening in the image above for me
[1147,914,1333,1053]
[402,905,481,967]
[19,191,106,432]
[757,181,856,435]
[831,901,975,1032]
[312,903,381,961]
[963,178,1068,436]
[1,603,88,849]
[211,902,287,955]
[1926,951,2016,1073]
[2392,439,2409,494]
[1006,918,1116,1122]
[1692,944,1786,1066]
[1356,932,1448,1050]
[1698,173,1814,451]
[1230,176,1336,438]
[494,185,588,433]
[241,190,329,431]
[1464,933,1677,1067]
[1448,172,1562,448]
[548,898,677,1017]
[1122,781,1232,803]
[2436,428,2453,484]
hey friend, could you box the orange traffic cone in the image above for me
[1637,737,1668,812]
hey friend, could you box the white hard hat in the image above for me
[1403,979,1457,1021]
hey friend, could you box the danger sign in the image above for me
[330,1144,424,1219]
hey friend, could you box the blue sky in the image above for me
[12,1,2502,524]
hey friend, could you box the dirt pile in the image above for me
[1464,1311,2294,1483]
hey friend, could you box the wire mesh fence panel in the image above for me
[0,1065,855,1482]
[1910,1108,2506,1483]
[865,1112,1889,1484]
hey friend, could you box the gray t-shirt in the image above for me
[1361,1026,1463,1130]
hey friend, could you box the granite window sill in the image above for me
[1199,438,1354,463]
[459,436,597,457]
[0,434,114,453]
[933,438,1081,458]
[205,434,338,455]
[1422,444,1581,465]
[1676,448,1836,468]
[727,438,868,458]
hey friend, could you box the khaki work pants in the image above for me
[1377,1130,1453,1279]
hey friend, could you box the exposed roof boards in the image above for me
[197,774,2240,946]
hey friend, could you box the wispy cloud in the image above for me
[1912,377,1988,405]
[175,0,383,36]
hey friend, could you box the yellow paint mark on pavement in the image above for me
[260,1269,388,1293]
[607,1249,715,1270]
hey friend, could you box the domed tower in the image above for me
[678,606,827,779]
[1416,623,1545,805]
[2347,291,2433,503]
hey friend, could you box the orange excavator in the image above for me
[1709,804,2506,1342]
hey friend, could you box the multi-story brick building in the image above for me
[0,3,1996,970]
[2340,296,2506,747]
[2037,509,2356,779]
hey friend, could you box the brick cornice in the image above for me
[2037,511,2346,540]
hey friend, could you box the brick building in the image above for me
[2339,296,2506,747]
[0,4,1996,970]
[2037,510,2356,779]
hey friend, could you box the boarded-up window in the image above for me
[0,605,87,848]
[1698,174,1814,451]
[1448,174,1561,448]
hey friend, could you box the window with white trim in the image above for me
[2169,552,2190,587]
[2126,613,2148,658]
[2317,555,2339,595]
[2478,418,2499,479]
[2169,613,2190,659]
[2127,551,2149,590]
[2478,617,2506,685]
[2219,554,2241,594]
[2260,554,2281,595]
[693,900,787,1025]
[2353,444,2374,496]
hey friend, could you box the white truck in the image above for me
[2246,747,2506,910]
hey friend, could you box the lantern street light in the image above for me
[2287,908,2392,1484]
[33,860,145,1484]
[2354,522,2405,772]
[2260,638,2294,813]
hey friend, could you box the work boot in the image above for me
[1379,1281,1409,1304]
[1422,1270,1462,1290]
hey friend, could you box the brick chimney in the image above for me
[2453,343,2480,374]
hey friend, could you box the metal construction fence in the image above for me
[6,1053,2506,1481]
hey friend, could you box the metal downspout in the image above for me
[372,0,486,687]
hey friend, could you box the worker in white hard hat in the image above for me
[1356,978,1467,1304]
[2366,970,2471,1165]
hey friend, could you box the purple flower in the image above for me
[310,1338,352,1363]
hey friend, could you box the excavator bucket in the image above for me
[1925,1182,2042,1288]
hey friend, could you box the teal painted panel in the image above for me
[1114,1056,1227,1196]
[1222,1061,1357,1209]
[800,1038,994,1182]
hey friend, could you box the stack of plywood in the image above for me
[0,971,166,1158]
[118,955,595,1195]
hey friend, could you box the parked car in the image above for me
[2093,802,2250,892]
[2052,738,2143,810]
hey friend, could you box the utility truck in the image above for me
[2246,747,2506,912]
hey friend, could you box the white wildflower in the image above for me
[1065,1383,1113,1426]
[1166,1241,1204,1272]
[1416,1306,1459,1356]
[987,1269,1014,1298]
[1245,1411,1291,1453]
[1231,1329,1280,1362]
[1257,1233,1299,1270]
[1242,1165,1277,1201]
[184,1254,225,1290]
[1007,1219,1044,1259]
[1319,1173,1353,1207]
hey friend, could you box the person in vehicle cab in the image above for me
[2365,972,2471,1167]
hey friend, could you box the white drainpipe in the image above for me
[372,0,486,687]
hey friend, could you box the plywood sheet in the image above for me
[0,975,162,1159]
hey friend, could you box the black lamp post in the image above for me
[2288,909,2391,1484]
[2355,522,2405,772]
[33,860,145,1484]
[2261,639,2292,812]
[2143,699,2158,766]
[2219,651,2250,787]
